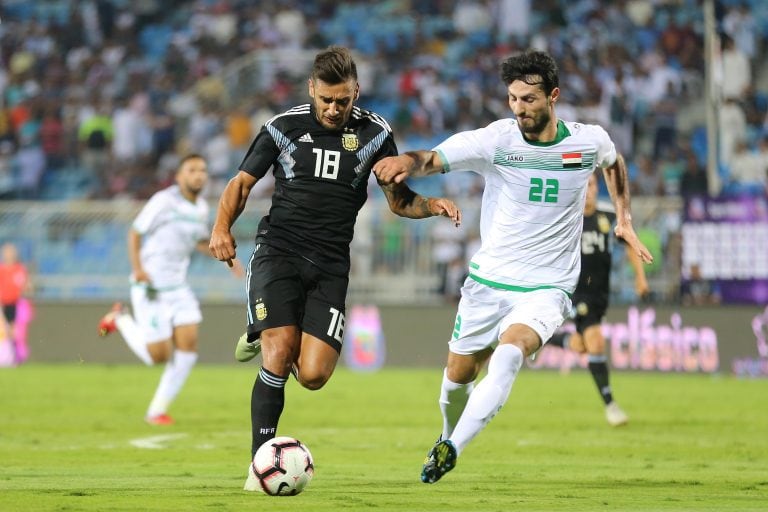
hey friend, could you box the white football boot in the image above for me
[244,463,260,492]
[235,333,262,363]
[605,401,629,427]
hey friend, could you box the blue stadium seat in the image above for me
[139,24,173,64]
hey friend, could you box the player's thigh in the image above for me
[446,347,493,384]
[569,332,586,353]
[581,324,606,354]
[130,285,173,343]
[167,287,202,352]
[296,332,340,390]
[245,245,305,338]
[293,269,347,389]
[498,323,543,356]
[261,325,302,376]
[501,288,572,356]
[573,298,606,354]
[146,339,173,362]
[172,323,199,352]
[301,270,349,354]
[448,279,511,356]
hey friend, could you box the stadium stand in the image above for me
[0,0,765,304]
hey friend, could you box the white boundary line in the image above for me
[129,433,188,449]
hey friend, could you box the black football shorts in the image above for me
[245,243,348,353]
[571,294,608,335]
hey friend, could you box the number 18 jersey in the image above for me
[240,104,397,276]
[435,118,616,295]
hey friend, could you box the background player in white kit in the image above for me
[374,50,654,483]
[98,154,242,425]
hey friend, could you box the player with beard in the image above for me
[374,50,653,484]
[98,154,242,425]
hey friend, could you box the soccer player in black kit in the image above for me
[548,172,648,426]
[208,46,462,490]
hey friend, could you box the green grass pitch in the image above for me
[1,364,766,511]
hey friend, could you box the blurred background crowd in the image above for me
[2,0,767,200]
[0,0,766,307]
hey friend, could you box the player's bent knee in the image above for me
[147,341,173,364]
[297,372,330,391]
[261,346,298,374]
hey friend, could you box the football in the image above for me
[250,436,314,496]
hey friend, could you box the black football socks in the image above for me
[587,356,613,405]
[251,367,288,456]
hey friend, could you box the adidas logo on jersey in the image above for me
[298,133,314,143]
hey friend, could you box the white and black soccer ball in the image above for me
[251,436,314,496]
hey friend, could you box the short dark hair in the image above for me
[178,153,205,169]
[311,46,358,84]
[499,50,559,96]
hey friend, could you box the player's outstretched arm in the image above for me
[210,171,258,267]
[602,154,653,264]
[373,150,444,184]
[379,181,461,226]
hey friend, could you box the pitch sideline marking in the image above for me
[130,433,188,449]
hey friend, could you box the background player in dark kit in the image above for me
[548,171,649,426]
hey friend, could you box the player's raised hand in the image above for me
[429,197,462,227]
[615,223,653,264]
[209,228,238,268]
[373,155,413,184]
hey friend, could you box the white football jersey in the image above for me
[132,185,210,289]
[435,118,616,294]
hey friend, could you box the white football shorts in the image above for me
[448,278,572,355]
[130,284,202,344]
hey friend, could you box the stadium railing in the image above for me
[0,196,681,305]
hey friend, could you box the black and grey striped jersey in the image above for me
[239,103,397,275]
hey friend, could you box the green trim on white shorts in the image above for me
[130,282,186,292]
[468,272,571,297]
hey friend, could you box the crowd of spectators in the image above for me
[0,0,768,203]
[1,0,766,306]
[0,0,766,203]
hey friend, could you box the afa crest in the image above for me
[341,132,359,151]
[254,301,268,321]
[597,214,611,234]
[576,301,589,316]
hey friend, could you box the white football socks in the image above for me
[439,368,474,440]
[449,344,523,455]
[146,350,198,418]
[115,313,153,365]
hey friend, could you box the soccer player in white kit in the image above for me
[98,154,242,425]
[374,50,654,483]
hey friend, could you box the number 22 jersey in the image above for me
[435,118,617,295]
